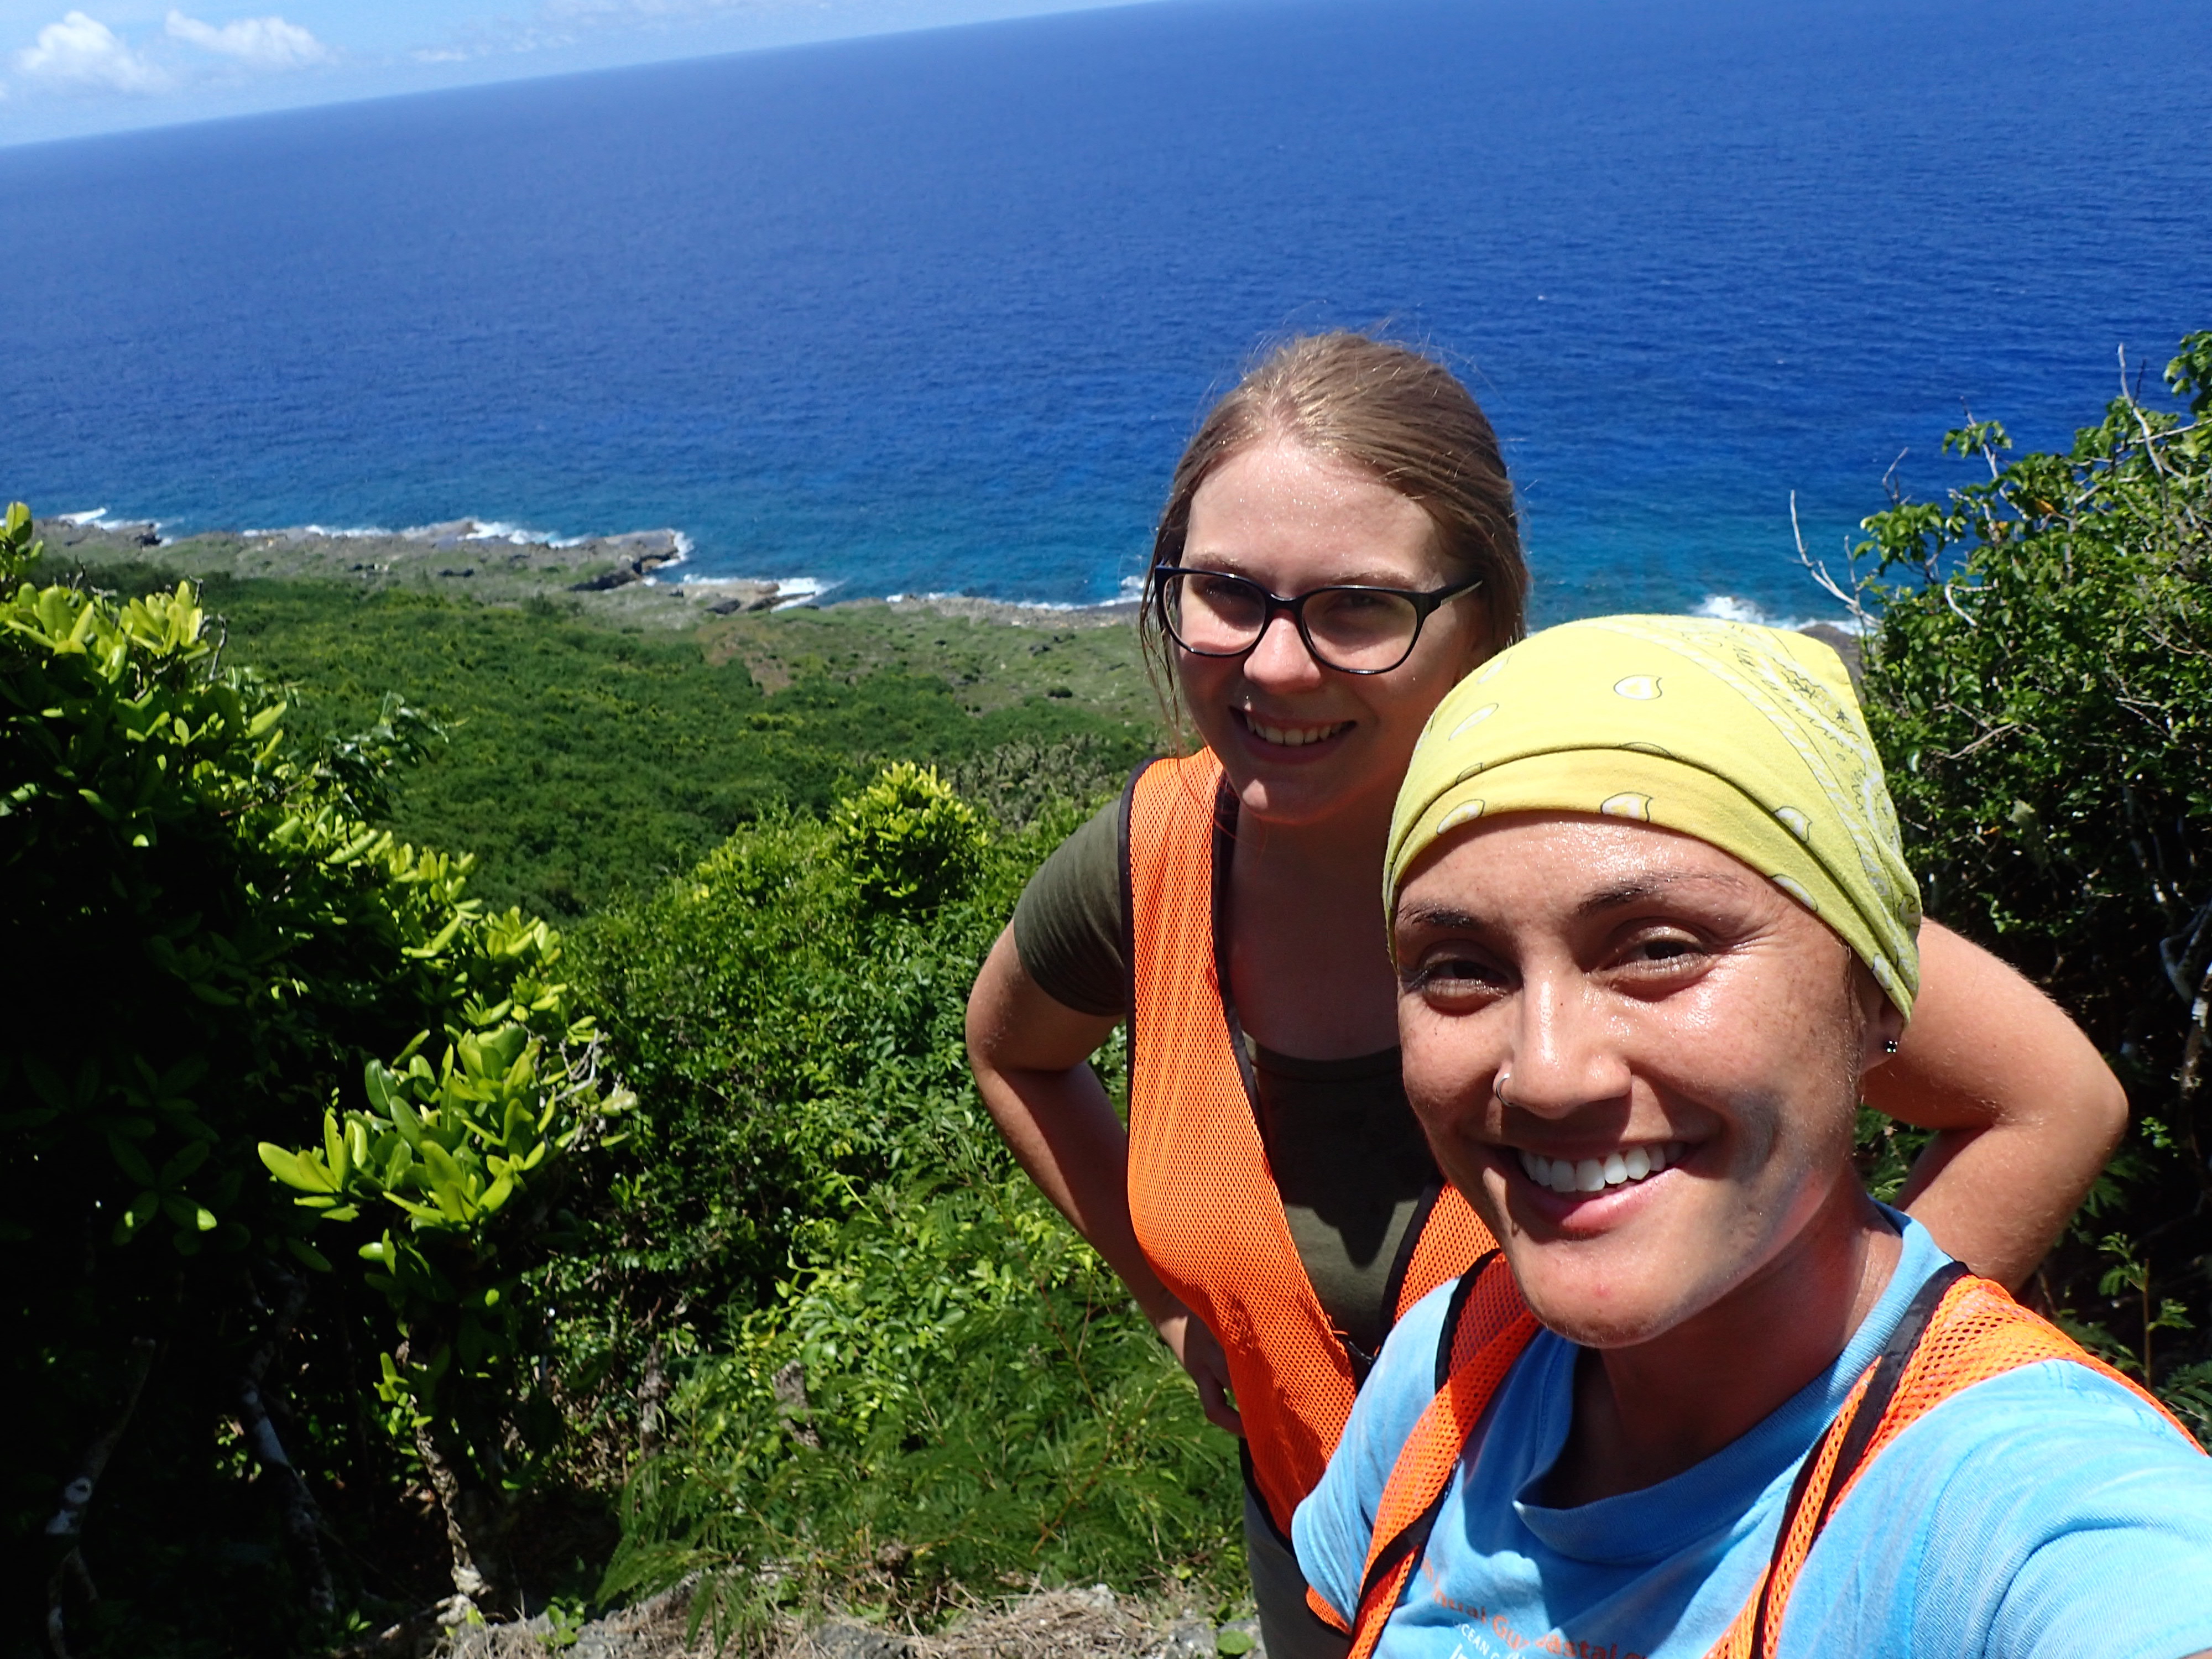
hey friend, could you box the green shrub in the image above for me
[601,1165,1241,1646]
[550,780,1090,1443]
[260,1012,632,1621]
[1854,332,2212,1430]
[948,732,1134,831]
[0,503,614,1651]
[556,764,1240,1631]
[830,761,989,913]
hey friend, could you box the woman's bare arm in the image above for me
[1865,919,2127,1289]
[965,926,1244,1432]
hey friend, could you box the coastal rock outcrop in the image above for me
[32,514,789,627]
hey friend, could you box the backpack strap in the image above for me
[1329,1253,2205,1659]
[1332,1253,1537,1659]
[1702,1262,2205,1659]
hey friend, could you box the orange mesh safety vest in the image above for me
[1316,1255,2205,1659]
[1123,750,1498,1538]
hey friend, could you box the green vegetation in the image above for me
[0,504,627,1653]
[10,331,2211,1656]
[7,514,1194,1655]
[1856,331,2212,1423]
[567,781,1239,1646]
[19,552,1155,919]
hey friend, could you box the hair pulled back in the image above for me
[1146,332,1527,672]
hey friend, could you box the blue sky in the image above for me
[0,0,1137,144]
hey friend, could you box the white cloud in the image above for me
[165,10,331,69]
[15,12,165,91]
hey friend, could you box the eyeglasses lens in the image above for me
[1302,588,1421,670]
[1163,572,1419,671]
[1165,572,1268,654]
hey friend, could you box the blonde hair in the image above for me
[1141,333,1527,716]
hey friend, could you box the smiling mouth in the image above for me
[1237,709,1354,748]
[1516,1142,1688,1196]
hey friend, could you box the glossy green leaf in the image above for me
[107,1134,158,1188]
[158,1140,209,1187]
[257,1142,335,1193]
[110,1190,160,1245]
[284,1236,332,1272]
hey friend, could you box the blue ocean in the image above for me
[1,0,2207,621]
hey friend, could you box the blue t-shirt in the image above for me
[1293,1214,2212,1659]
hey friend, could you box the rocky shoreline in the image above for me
[27,513,1841,669]
[32,515,1142,634]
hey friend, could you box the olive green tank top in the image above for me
[1012,800,1438,1358]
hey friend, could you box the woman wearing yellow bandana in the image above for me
[1385,613,1923,1013]
[967,335,2128,1659]
[1294,615,2212,1659]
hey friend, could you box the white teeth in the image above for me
[1515,1141,1687,1196]
[1247,714,1349,748]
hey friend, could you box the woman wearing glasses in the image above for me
[963,332,2125,1659]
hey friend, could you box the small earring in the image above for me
[1882,1038,1900,1055]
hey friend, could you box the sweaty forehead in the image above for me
[1394,813,1770,929]
[1186,441,1446,580]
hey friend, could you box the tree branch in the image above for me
[2176,952,2212,1203]
[44,1335,159,1659]
[45,1336,158,1541]
[410,1400,493,1625]
[236,1267,337,1614]
[1790,492,1875,634]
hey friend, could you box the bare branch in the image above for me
[2174,957,2212,1203]
[1880,448,1910,504]
[230,1271,338,1613]
[773,1360,822,1450]
[638,1338,670,1459]
[44,1337,158,1659]
[2161,895,2212,1005]
[46,1548,97,1659]
[414,1413,493,1624]
[1934,723,2020,764]
[1791,492,1875,634]
[45,1337,158,1541]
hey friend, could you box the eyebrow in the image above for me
[1394,870,1751,935]
[1394,901,1489,933]
[1574,870,1748,915]
[1182,554,1435,590]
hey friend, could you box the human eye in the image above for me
[1606,927,1713,986]
[1328,588,1396,613]
[1186,571,1260,614]
[1401,946,1512,1008]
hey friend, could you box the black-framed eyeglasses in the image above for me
[1151,565,1483,675]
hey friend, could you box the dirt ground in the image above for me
[443,1584,1249,1659]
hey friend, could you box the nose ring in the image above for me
[1493,1072,1516,1109]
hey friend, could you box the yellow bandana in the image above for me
[1386,614,1921,1015]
